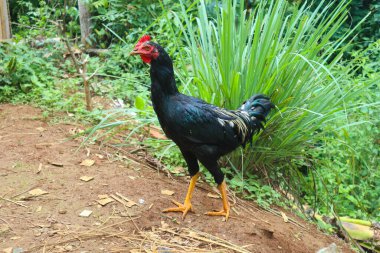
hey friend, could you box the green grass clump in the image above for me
[174,0,367,178]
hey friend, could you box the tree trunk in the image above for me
[78,0,91,47]
[0,0,11,40]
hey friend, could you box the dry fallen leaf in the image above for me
[98,194,109,199]
[28,188,48,196]
[97,197,114,206]
[79,210,93,217]
[128,176,136,180]
[171,166,185,174]
[80,176,94,182]
[145,127,167,140]
[125,201,137,208]
[161,189,175,196]
[207,192,220,199]
[80,159,95,167]
[36,163,42,174]
[36,206,42,212]
[36,127,46,132]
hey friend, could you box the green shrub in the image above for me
[305,40,380,219]
[0,42,62,102]
[169,0,380,215]
[175,0,362,173]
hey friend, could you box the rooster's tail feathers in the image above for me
[238,94,274,146]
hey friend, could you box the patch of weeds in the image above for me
[225,170,283,208]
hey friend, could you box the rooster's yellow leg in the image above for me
[163,172,200,220]
[206,181,230,221]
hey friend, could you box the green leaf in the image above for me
[134,96,146,110]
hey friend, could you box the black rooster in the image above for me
[131,35,273,221]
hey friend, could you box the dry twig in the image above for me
[0,196,28,208]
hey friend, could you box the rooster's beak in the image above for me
[130,44,144,55]
[130,49,139,55]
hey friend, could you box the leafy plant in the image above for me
[0,42,62,100]
[89,0,181,48]
[304,40,380,219]
[11,0,80,40]
[174,0,370,188]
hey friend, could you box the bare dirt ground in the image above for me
[0,104,353,253]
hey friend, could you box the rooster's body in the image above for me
[132,35,273,220]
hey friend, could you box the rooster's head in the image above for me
[131,35,159,64]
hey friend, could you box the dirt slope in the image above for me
[0,104,353,253]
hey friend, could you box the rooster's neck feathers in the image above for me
[149,43,178,96]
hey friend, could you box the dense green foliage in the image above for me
[174,0,379,219]
[1,0,379,223]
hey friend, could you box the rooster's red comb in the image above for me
[137,35,151,45]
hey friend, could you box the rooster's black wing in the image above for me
[165,95,244,149]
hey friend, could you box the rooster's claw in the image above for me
[163,200,193,220]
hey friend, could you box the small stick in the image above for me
[115,192,136,205]
[11,184,40,198]
[110,193,140,231]
[0,217,13,231]
[110,194,127,206]
[123,205,140,232]
[0,196,28,208]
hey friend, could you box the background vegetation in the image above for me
[1,0,379,231]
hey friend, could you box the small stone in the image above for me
[64,245,73,251]
[161,189,175,196]
[80,159,95,167]
[80,176,94,182]
[79,210,93,217]
[58,210,67,214]
[48,230,57,237]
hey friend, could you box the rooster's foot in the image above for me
[163,200,193,220]
[206,209,230,221]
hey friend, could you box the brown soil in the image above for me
[0,104,353,253]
